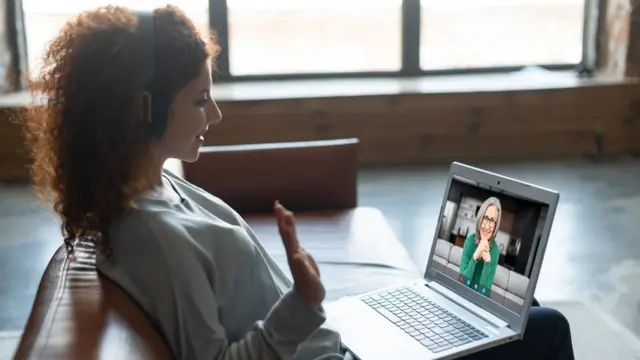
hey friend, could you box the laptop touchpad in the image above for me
[326,298,431,360]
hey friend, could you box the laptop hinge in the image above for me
[427,281,509,329]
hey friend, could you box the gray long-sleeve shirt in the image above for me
[96,169,344,360]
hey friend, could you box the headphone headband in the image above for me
[134,10,169,138]
[135,10,155,92]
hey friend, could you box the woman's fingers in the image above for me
[274,200,325,306]
[275,201,300,256]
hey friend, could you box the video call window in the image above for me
[431,177,548,313]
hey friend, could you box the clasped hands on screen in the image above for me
[473,238,492,263]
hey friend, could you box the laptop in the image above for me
[325,162,559,359]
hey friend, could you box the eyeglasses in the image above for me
[481,215,497,229]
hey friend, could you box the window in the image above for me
[419,0,585,70]
[227,0,402,75]
[20,0,589,82]
[22,0,209,76]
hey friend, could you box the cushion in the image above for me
[493,265,510,290]
[434,239,453,259]
[246,207,421,300]
[507,271,529,299]
[448,245,463,267]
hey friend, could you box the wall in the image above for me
[0,0,27,93]
[511,206,542,275]
[438,201,459,240]
[210,82,640,166]
[599,0,632,76]
[2,80,640,181]
[598,0,640,77]
[0,107,27,180]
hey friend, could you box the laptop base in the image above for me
[326,281,518,360]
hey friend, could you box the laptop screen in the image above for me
[430,175,548,314]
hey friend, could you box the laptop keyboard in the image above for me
[362,287,489,353]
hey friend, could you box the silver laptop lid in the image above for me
[424,162,559,334]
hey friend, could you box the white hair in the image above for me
[475,196,502,244]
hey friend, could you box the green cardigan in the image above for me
[459,233,500,295]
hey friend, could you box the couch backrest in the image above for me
[493,265,510,290]
[448,245,462,267]
[435,239,453,260]
[183,138,359,214]
[14,242,173,360]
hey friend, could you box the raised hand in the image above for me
[274,200,325,308]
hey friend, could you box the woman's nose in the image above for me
[208,99,222,125]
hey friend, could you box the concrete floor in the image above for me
[1,156,639,356]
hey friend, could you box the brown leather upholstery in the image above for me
[15,208,419,360]
[14,241,173,360]
[183,138,359,214]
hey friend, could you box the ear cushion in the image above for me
[149,90,171,138]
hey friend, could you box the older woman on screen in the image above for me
[460,197,502,295]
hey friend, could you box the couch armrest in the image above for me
[14,245,67,358]
[15,242,173,360]
[183,138,359,214]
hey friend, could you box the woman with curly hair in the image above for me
[25,5,340,360]
[24,4,573,360]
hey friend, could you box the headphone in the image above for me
[135,10,171,139]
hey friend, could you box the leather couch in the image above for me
[432,239,529,313]
[182,138,360,214]
[14,139,421,359]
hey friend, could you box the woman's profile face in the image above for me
[480,204,498,240]
[157,61,222,162]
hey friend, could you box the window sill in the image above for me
[0,69,634,108]
[210,70,633,102]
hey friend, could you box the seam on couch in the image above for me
[32,249,72,359]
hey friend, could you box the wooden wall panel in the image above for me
[205,83,640,166]
[0,107,28,180]
[2,81,640,181]
[499,211,515,234]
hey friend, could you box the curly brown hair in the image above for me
[24,5,219,255]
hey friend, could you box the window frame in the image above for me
[210,0,593,83]
[16,0,597,86]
